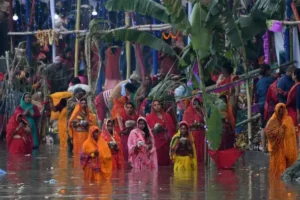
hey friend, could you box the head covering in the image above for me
[54,56,62,64]
[130,73,141,83]
[20,93,33,111]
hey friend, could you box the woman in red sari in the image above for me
[6,113,32,154]
[183,97,205,164]
[101,119,124,170]
[216,63,239,115]
[146,100,175,166]
[15,93,40,149]
[286,68,300,126]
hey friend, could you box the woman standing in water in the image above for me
[69,98,96,154]
[101,119,124,170]
[128,117,158,169]
[80,126,112,182]
[265,103,297,178]
[170,121,197,172]
[15,93,40,149]
[183,97,205,164]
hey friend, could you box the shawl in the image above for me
[81,125,113,179]
[6,112,31,147]
[266,103,297,160]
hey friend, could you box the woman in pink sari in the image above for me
[183,97,205,164]
[127,117,158,169]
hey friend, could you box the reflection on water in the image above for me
[0,143,300,199]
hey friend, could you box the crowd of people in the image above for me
[4,53,300,182]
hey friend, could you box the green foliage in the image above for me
[101,29,178,57]
[161,0,191,32]
[148,75,186,102]
[206,94,224,150]
[105,0,171,24]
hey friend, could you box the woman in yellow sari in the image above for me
[48,91,73,149]
[69,98,96,154]
[265,103,297,178]
[170,121,197,172]
[80,126,112,182]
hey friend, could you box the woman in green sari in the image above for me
[15,93,41,149]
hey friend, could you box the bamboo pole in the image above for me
[8,0,14,53]
[74,0,82,77]
[7,24,172,36]
[125,12,131,79]
[50,0,56,61]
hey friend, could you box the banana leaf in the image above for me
[101,29,177,56]
[205,0,243,47]
[190,2,211,58]
[105,0,171,24]
[210,30,226,55]
[161,0,191,32]
[206,104,223,150]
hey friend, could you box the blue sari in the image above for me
[19,93,39,148]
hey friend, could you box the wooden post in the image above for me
[74,0,81,77]
[25,0,31,63]
[125,12,131,79]
[9,0,14,53]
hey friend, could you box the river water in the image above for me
[0,143,299,199]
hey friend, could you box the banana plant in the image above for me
[88,0,284,149]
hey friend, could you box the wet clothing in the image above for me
[266,103,297,178]
[80,126,112,182]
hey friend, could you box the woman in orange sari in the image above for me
[101,119,124,170]
[80,126,112,182]
[183,97,205,164]
[265,103,297,178]
[69,98,96,154]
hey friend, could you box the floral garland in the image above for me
[35,30,58,47]
[162,30,180,40]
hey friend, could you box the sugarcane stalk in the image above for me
[74,0,82,77]
[196,54,209,165]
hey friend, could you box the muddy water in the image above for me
[0,143,299,199]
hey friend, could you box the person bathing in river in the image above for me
[101,119,124,170]
[146,100,175,166]
[69,98,96,154]
[265,103,297,178]
[6,113,32,154]
[183,97,205,164]
[80,126,112,182]
[127,117,158,169]
[169,121,197,172]
[14,93,41,149]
